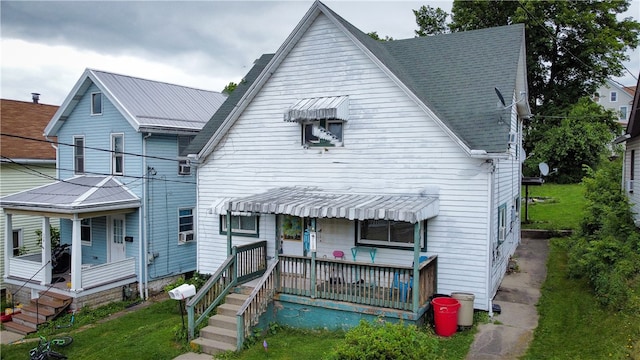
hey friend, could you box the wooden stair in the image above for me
[191,292,249,356]
[3,291,72,335]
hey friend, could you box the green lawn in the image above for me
[522,183,584,230]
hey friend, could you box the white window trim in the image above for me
[12,229,23,256]
[357,220,424,249]
[91,92,103,115]
[111,133,124,175]
[178,208,195,244]
[220,214,259,237]
[74,136,85,175]
[81,218,92,246]
[610,91,617,102]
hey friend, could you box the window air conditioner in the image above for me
[498,227,506,242]
[179,163,191,175]
[179,231,194,243]
[508,132,517,144]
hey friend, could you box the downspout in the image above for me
[142,133,152,300]
[486,159,496,317]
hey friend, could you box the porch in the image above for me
[187,241,437,352]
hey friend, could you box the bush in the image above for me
[323,319,439,360]
[567,158,640,311]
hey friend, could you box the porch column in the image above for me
[4,213,12,281]
[310,219,317,298]
[412,222,421,313]
[42,217,52,285]
[226,207,232,256]
[70,215,82,291]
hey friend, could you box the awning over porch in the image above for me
[0,175,140,214]
[224,187,439,223]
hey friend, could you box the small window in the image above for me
[220,215,259,237]
[74,136,85,174]
[12,229,23,256]
[620,106,628,121]
[357,220,424,249]
[91,93,102,115]
[302,120,343,147]
[611,91,617,102]
[179,208,195,243]
[498,204,507,245]
[81,218,92,245]
[178,136,194,175]
[112,134,124,175]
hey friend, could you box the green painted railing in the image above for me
[278,255,437,311]
[186,241,267,339]
[236,259,278,350]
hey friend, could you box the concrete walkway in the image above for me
[466,236,549,359]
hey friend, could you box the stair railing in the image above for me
[236,259,278,350]
[10,260,51,322]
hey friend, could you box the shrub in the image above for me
[323,319,439,360]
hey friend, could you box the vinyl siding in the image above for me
[1,163,58,289]
[197,14,502,310]
[624,139,640,222]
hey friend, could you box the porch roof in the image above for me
[225,187,439,223]
[0,176,140,214]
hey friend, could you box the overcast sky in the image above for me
[1,1,638,106]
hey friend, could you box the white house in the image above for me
[186,0,530,325]
[617,75,640,222]
[595,79,636,128]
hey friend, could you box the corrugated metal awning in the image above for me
[224,187,438,223]
[0,176,140,214]
[284,96,349,122]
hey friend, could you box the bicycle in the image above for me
[29,335,73,360]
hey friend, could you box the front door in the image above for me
[109,215,126,262]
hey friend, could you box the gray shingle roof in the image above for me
[188,2,526,155]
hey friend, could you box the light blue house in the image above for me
[1,69,226,315]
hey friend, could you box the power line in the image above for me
[0,133,186,163]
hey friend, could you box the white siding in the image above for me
[624,139,640,223]
[197,14,509,310]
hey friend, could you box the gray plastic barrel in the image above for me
[451,292,475,327]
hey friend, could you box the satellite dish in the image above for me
[495,87,506,107]
[539,162,550,176]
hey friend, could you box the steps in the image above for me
[3,291,72,335]
[191,292,249,356]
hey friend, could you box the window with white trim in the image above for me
[179,208,195,243]
[178,136,194,175]
[620,106,628,121]
[302,120,343,147]
[357,220,425,250]
[112,134,124,175]
[91,92,102,115]
[74,136,85,174]
[81,218,92,245]
[498,204,507,245]
[220,215,259,237]
[610,91,617,102]
[12,229,23,256]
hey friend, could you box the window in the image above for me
[91,92,102,115]
[178,136,194,175]
[498,204,507,245]
[179,208,195,243]
[12,229,23,256]
[220,215,259,237]
[112,134,124,175]
[594,92,600,103]
[610,91,617,102]
[302,120,343,147]
[620,106,628,121]
[74,136,85,174]
[357,220,424,249]
[81,218,92,245]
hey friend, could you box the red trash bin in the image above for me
[431,297,460,336]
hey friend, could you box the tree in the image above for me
[524,97,620,183]
[222,81,237,95]
[413,5,449,36]
[367,31,393,41]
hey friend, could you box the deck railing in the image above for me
[236,259,278,350]
[278,255,438,311]
[186,241,267,339]
[81,258,136,288]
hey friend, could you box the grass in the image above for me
[523,238,640,359]
[1,298,187,360]
[521,183,584,230]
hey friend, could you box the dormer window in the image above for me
[284,96,349,148]
[91,92,102,115]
